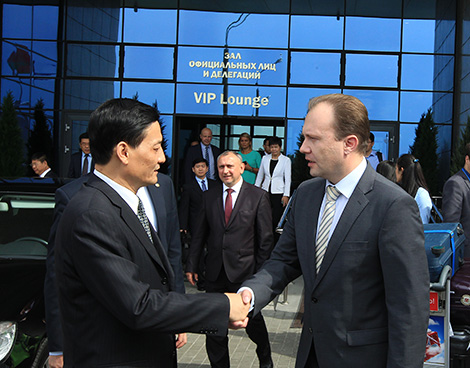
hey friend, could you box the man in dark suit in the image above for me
[44,173,186,368]
[54,98,249,367]
[183,127,221,184]
[186,151,274,368]
[31,152,58,178]
[239,94,429,368]
[442,142,470,259]
[67,132,94,178]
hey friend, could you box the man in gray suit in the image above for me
[239,94,429,368]
[442,142,470,259]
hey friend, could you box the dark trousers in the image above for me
[270,193,284,244]
[205,267,272,368]
[305,340,319,368]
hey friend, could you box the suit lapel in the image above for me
[147,184,166,241]
[312,167,373,290]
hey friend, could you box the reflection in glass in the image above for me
[123,9,177,44]
[3,5,32,39]
[400,92,433,122]
[124,46,174,80]
[276,126,285,137]
[121,82,175,113]
[207,124,221,136]
[254,126,274,136]
[433,92,453,125]
[1,77,31,108]
[401,54,434,91]
[399,123,418,155]
[345,54,398,88]
[2,41,33,76]
[290,16,343,50]
[32,41,57,77]
[227,85,286,117]
[67,44,118,78]
[402,20,435,53]
[286,120,304,156]
[345,17,401,52]
[160,115,174,159]
[230,125,248,135]
[287,87,340,119]
[347,89,398,121]
[33,5,59,40]
[290,52,340,85]
[178,10,289,48]
[64,80,115,110]
[31,79,56,110]
[176,84,224,115]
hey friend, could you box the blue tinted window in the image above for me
[286,120,304,156]
[177,47,287,86]
[433,92,453,125]
[287,87,341,118]
[345,17,401,52]
[121,82,175,113]
[402,20,435,53]
[66,5,121,42]
[123,9,177,44]
[290,52,340,86]
[67,44,118,78]
[2,41,33,75]
[226,85,286,117]
[32,41,57,77]
[64,80,115,110]
[31,79,56,110]
[178,11,289,48]
[124,46,174,79]
[347,90,398,121]
[399,123,418,155]
[3,5,32,38]
[176,84,224,115]
[400,92,433,122]
[290,16,343,50]
[160,115,174,159]
[33,5,59,40]
[401,54,434,90]
[346,54,398,88]
[1,78,31,106]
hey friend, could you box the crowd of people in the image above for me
[39,94,470,368]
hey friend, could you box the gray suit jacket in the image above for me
[243,165,429,368]
[442,169,470,258]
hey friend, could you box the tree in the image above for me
[291,133,311,189]
[450,115,470,175]
[27,99,53,168]
[0,91,25,177]
[410,108,439,195]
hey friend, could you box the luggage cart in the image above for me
[425,265,452,368]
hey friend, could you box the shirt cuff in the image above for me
[237,286,255,311]
[49,352,63,356]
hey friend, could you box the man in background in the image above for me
[365,132,383,170]
[31,152,58,178]
[67,132,94,178]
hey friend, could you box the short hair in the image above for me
[269,136,282,147]
[376,160,396,183]
[465,142,470,158]
[31,152,48,163]
[308,94,370,154]
[79,132,89,142]
[88,98,160,165]
[192,158,208,167]
[239,132,252,144]
[217,150,243,163]
[369,132,375,142]
[263,137,271,145]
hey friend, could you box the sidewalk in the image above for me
[177,277,304,368]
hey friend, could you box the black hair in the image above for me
[369,132,375,142]
[263,137,271,145]
[31,152,48,163]
[376,160,396,183]
[396,154,429,197]
[192,158,209,167]
[79,132,89,142]
[269,136,282,147]
[88,98,160,165]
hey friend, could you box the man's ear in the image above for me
[116,142,129,164]
[343,135,359,155]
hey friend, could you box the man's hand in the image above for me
[225,292,250,329]
[175,333,187,349]
[48,354,64,368]
[185,272,198,286]
[281,196,289,207]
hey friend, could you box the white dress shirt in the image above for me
[222,178,244,209]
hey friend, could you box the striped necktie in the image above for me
[137,198,153,244]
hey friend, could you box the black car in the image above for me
[0,178,62,368]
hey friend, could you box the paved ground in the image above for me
[177,277,304,368]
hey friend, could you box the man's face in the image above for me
[80,138,91,155]
[218,153,244,187]
[366,139,374,153]
[192,162,208,179]
[126,121,165,189]
[31,160,48,176]
[300,103,346,184]
[263,141,271,154]
[200,129,212,146]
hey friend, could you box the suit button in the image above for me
[308,328,313,333]
[312,297,318,303]
[161,277,168,285]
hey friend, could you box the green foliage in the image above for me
[291,133,312,189]
[450,116,470,175]
[0,92,25,178]
[27,99,53,164]
[409,108,439,195]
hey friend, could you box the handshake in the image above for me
[224,290,253,329]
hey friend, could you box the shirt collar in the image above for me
[40,168,51,178]
[223,177,243,193]
[325,158,367,200]
[196,176,207,184]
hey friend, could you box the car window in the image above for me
[0,193,55,258]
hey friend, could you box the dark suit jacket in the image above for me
[242,166,430,368]
[55,174,229,367]
[44,170,59,178]
[179,177,219,232]
[67,151,94,178]
[183,144,221,184]
[45,174,185,354]
[442,169,470,257]
[186,180,273,284]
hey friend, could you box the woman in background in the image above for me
[396,154,432,224]
[376,160,397,183]
[255,136,292,240]
[238,132,260,185]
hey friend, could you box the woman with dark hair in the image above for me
[255,136,292,239]
[238,132,260,184]
[376,160,397,183]
[396,154,432,224]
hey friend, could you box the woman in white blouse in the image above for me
[255,137,292,238]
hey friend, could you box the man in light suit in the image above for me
[239,94,429,368]
[55,98,249,367]
[67,132,94,178]
[183,127,221,184]
[44,173,186,368]
[442,142,470,259]
[186,151,274,368]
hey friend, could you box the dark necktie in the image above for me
[225,188,234,225]
[201,179,207,192]
[82,154,89,176]
[137,198,153,244]
[205,145,212,179]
